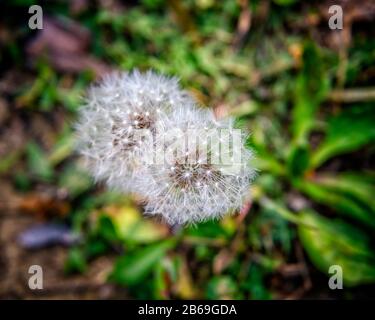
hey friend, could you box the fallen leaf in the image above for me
[26,17,112,78]
[18,193,70,219]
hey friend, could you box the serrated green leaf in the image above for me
[314,172,375,213]
[299,210,375,286]
[298,180,375,228]
[311,104,375,168]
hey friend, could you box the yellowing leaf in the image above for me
[105,205,169,243]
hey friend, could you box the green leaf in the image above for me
[48,131,75,166]
[314,172,375,213]
[0,150,21,174]
[96,215,118,243]
[252,150,285,176]
[259,197,306,226]
[230,100,259,117]
[241,264,272,300]
[64,247,87,274]
[58,164,93,198]
[85,238,109,258]
[298,179,375,228]
[311,104,375,169]
[13,172,31,191]
[185,220,229,239]
[292,43,330,144]
[298,210,375,286]
[248,204,294,254]
[153,258,173,299]
[273,0,298,5]
[287,144,310,177]
[109,240,176,286]
[106,206,168,244]
[26,142,53,181]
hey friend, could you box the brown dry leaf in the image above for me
[167,0,197,35]
[18,193,70,219]
[213,249,234,275]
[26,17,112,78]
[188,87,209,106]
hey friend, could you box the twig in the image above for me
[328,87,375,103]
[232,0,251,51]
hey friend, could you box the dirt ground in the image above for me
[0,186,127,299]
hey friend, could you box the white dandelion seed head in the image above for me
[141,116,256,225]
[75,70,195,193]
[75,69,256,225]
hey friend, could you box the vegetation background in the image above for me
[0,0,374,299]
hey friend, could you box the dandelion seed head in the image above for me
[75,70,194,194]
[142,116,256,225]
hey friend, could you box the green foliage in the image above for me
[298,211,375,286]
[298,179,375,229]
[315,173,375,213]
[241,264,273,300]
[292,44,330,144]
[287,145,310,178]
[273,0,298,5]
[65,247,87,274]
[311,104,375,169]
[26,142,54,181]
[58,164,93,198]
[109,240,176,286]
